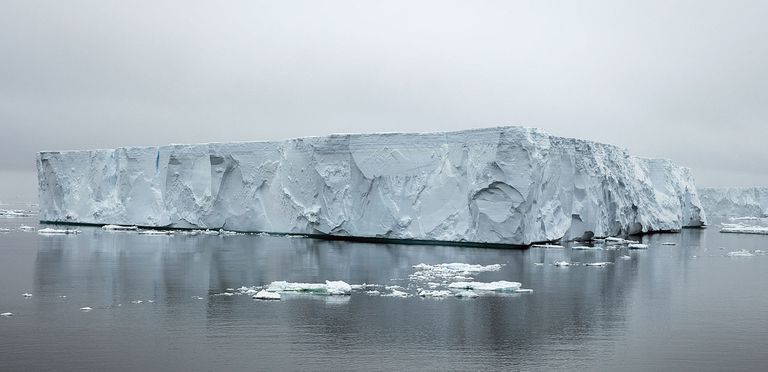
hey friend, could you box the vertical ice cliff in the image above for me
[36,127,706,245]
[698,187,768,217]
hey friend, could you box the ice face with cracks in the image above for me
[37,126,706,245]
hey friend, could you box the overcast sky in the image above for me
[1,0,766,189]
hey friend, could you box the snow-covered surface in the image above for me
[699,187,768,217]
[37,127,706,245]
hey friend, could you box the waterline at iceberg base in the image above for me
[36,126,706,246]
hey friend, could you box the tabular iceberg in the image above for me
[698,187,768,217]
[36,126,706,245]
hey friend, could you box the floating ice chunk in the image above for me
[0,228,11,232]
[191,296,204,300]
[0,209,34,217]
[584,262,611,267]
[620,255,632,260]
[266,280,352,295]
[755,250,766,255]
[533,262,544,266]
[19,225,36,231]
[661,242,677,246]
[139,230,175,235]
[454,290,479,298]
[628,243,649,249]
[130,300,143,304]
[365,290,381,295]
[215,292,234,296]
[418,290,452,298]
[571,246,603,250]
[720,226,768,235]
[80,307,92,311]
[253,290,281,300]
[605,237,639,245]
[38,228,81,235]
[22,293,32,297]
[102,224,138,231]
[554,261,571,267]
[727,250,755,257]
[531,244,564,249]
[515,288,534,293]
[448,281,522,292]
[1,312,12,317]
[382,289,410,298]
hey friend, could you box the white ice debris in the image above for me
[447,281,522,292]
[38,228,81,235]
[720,225,768,235]
[80,307,92,311]
[253,290,281,300]
[661,242,677,246]
[1,312,12,317]
[102,224,138,231]
[138,230,175,235]
[454,290,479,298]
[628,243,649,249]
[382,289,410,298]
[365,290,381,296]
[0,209,34,217]
[727,250,755,257]
[22,293,32,297]
[531,244,564,249]
[266,280,352,295]
[620,255,632,260]
[19,225,35,231]
[571,246,603,250]
[554,261,571,267]
[584,262,611,267]
[515,288,534,293]
[418,290,452,298]
[0,228,10,232]
[36,126,706,245]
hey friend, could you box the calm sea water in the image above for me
[1,202,767,371]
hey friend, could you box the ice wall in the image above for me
[698,187,768,217]
[37,127,706,245]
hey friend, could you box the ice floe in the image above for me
[0,228,10,233]
[38,228,81,235]
[727,250,755,257]
[661,242,677,246]
[79,307,92,311]
[571,246,603,250]
[454,290,479,298]
[515,288,534,293]
[553,261,571,267]
[584,262,611,267]
[381,289,410,298]
[22,293,32,297]
[19,225,35,231]
[266,280,352,295]
[720,225,768,235]
[418,290,452,298]
[0,209,35,217]
[628,243,649,249]
[1,312,13,317]
[531,244,564,249]
[253,290,281,300]
[620,255,632,260]
[447,281,522,292]
[102,224,138,231]
[139,230,175,235]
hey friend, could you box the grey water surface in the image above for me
[1,205,767,371]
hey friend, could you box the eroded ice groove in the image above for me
[699,187,768,218]
[37,126,706,245]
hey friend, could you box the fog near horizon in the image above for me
[1,0,767,190]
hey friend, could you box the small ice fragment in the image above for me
[584,262,611,267]
[102,224,138,231]
[727,250,754,257]
[19,225,36,231]
[38,228,81,235]
[1,312,12,316]
[554,261,571,267]
[324,281,353,295]
[147,300,155,303]
[628,243,649,249]
[531,244,564,249]
[22,293,32,297]
[59,295,67,298]
[661,242,677,246]
[382,289,410,298]
[418,290,452,298]
[620,255,632,260]
[139,230,175,235]
[515,288,534,293]
[454,290,479,298]
[226,288,235,291]
[365,290,381,295]
[447,281,522,292]
[130,300,143,304]
[191,296,204,300]
[533,263,544,266]
[80,307,92,311]
[253,290,281,300]
[572,246,602,250]
[0,228,12,232]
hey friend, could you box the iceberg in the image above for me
[699,187,768,217]
[36,127,706,245]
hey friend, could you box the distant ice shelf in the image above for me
[699,187,768,218]
[36,126,706,245]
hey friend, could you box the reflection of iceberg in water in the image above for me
[30,225,705,369]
